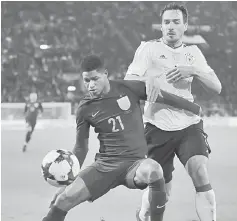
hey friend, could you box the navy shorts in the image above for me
[25,119,36,131]
[145,120,211,183]
[79,159,146,202]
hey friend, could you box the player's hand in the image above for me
[166,65,194,83]
[49,186,66,208]
[145,76,161,103]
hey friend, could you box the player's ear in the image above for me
[184,22,188,32]
[104,69,108,76]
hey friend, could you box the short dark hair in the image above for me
[81,55,104,72]
[160,2,188,23]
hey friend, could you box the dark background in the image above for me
[1,1,237,115]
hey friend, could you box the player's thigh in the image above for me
[25,120,36,132]
[175,120,211,168]
[78,162,124,202]
[145,123,176,183]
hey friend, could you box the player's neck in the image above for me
[162,38,183,49]
[102,81,111,95]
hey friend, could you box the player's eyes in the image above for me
[92,77,99,81]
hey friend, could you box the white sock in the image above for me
[195,189,216,221]
[139,189,150,221]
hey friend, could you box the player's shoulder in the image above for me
[136,38,162,52]
[110,80,131,91]
[112,79,142,88]
[147,38,162,43]
[184,44,202,54]
[76,96,91,115]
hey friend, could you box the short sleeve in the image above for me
[193,46,213,73]
[125,42,153,77]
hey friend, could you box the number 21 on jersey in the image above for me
[108,116,124,132]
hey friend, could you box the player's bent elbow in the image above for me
[211,81,222,95]
[216,81,222,94]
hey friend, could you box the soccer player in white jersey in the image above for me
[125,3,221,221]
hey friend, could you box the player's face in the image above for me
[161,10,187,44]
[30,93,37,102]
[82,69,109,97]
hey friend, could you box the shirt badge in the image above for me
[117,96,131,110]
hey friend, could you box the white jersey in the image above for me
[125,39,214,131]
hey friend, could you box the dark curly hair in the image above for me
[81,55,104,72]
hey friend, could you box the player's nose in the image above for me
[88,81,95,90]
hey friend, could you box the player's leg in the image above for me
[22,121,35,152]
[137,123,176,221]
[176,121,216,221]
[42,176,91,221]
[125,158,167,221]
[42,162,124,221]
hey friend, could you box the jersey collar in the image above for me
[160,38,185,53]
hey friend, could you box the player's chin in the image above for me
[90,90,99,97]
[167,36,178,41]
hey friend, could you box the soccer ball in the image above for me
[41,149,80,187]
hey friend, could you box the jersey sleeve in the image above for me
[118,80,147,100]
[192,46,214,73]
[125,42,153,77]
[75,104,90,142]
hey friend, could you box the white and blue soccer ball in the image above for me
[41,149,80,187]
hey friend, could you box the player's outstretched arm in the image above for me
[73,105,90,168]
[73,138,89,169]
[121,80,201,116]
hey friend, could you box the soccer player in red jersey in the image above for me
[22,93,43,152]
[42,55,201,221]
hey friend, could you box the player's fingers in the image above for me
[170,74,182,83]
[147,89,154,102]
[146,81,152,101]
[167,72,181,83]
[166,69,179,80]
[166,68,177,76]
[149,88,159,103]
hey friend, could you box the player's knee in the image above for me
[56,191,71,205]
[55,189,81,210]
[186,156,209,183]
[140,159,164,183]
[26,125,32,132]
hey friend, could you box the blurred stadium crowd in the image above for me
[1,2,237,115]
